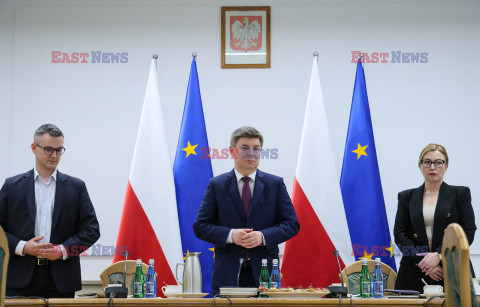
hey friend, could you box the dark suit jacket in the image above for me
[193,169,299,292]
[0,169,100,293]
[393,182,476,291]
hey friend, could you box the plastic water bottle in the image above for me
[372,258,384,298]
[133,259,145,298]
[270,259,281,289]
[359,258,371,298]
[145,259,157,298]
[259,259,270,288]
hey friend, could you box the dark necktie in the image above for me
[241,177,251,218]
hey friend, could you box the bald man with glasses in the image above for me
[0,124,100,298]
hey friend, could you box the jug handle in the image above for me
[175,263,184,285]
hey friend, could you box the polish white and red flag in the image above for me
[281,57,355,287]
[114,59,183,295]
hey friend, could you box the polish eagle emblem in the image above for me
[231,17,262,51]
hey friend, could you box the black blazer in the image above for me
[0,169,100,293]
[393,182,476,290]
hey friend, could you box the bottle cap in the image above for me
[362,258,368,264]
[262,259,267,265]
[149,259,154,264]
[273,259,278,265]
[375,257,381,263]
[137,259,142,264]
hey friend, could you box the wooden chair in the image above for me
[442,223,479,307]
[339,259,397,295]
[99,260,153,295]
[0,226,10,307]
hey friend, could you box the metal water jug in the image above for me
[176,252,202,293]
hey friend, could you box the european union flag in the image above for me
[340,59,396,270]
[173,57,214,294]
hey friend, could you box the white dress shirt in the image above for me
[15,168,67,259]
[34,168,57,244]
[235,169,256,199]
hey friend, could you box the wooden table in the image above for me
[5,297,448,307]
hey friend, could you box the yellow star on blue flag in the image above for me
[362,250,374,260]
[183,250,191,261]
[385,242,394,258]
[352,143,368,160]
[182,141,198,157]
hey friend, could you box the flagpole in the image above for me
[153,54,158,70]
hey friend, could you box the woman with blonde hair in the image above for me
[393,143,476,292]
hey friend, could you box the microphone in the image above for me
[105,249,129,298]
[236,258,244,287]
[333,250,345,287]
[325,250,348,298]
[123,251,129,288]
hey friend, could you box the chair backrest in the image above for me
[99,260,152,296]
[442,223,478,307]
[0,226,10,307]
[339,259,397,295]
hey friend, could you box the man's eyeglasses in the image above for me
[241,148,261,159]
[421,159,445,168]
[35,144,66,156]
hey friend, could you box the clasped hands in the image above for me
[417,252,443,281]
[232,228,263,249]
[24,236,63,261]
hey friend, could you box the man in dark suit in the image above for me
[193,126,299,295]
[0,124,100,298]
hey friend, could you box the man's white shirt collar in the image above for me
[34,167,57,183]
[234,168,256,183]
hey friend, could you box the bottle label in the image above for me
[270,282,277,289]
[260,282,269,288]
[145,282,154,295]
[361,281,370,294]
[134,282,143,295]
[374,281,384,296]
